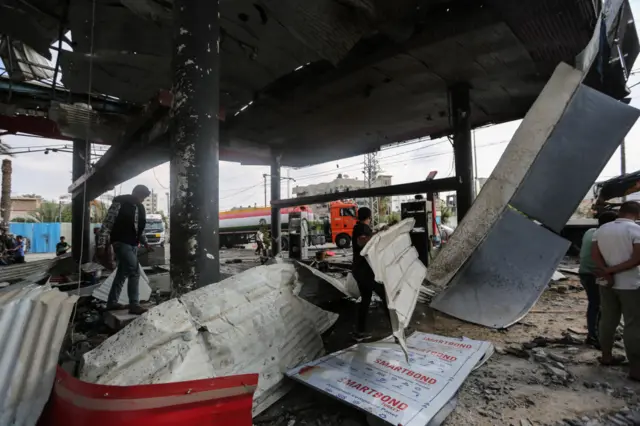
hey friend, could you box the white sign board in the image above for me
[287,332,493,426]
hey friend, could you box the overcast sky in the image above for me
[2,1,640,212]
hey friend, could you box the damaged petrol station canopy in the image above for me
[2,0,640,425]
[1,0,637,291]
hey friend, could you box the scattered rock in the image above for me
[532,348,548,363]
[549,353,571,364]
[565,347,580,354]
[544,363,570,382]
[520,419,533,426]
[554,285,569,293]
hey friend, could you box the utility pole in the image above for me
[263,173,268,207]
[287,168,291,198]
[621,139,627,202]
[363,152,380,225]
[1,159,11,226]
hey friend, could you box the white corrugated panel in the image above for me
[0,284,79,426]
[92,265,152,305]
[361,219,426,355]
[81,264,338,416]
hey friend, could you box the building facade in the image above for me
[142,191,158,214]
[292,174,392,218]
[10,196,42,221]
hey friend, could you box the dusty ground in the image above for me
[256,274,640,426]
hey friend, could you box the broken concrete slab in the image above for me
[80,263,338,417]
[103,309,139,330]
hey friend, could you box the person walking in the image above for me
[351,207,390,341]
[578,211,617,347]
[591,201,640,381]
[97,185,153,315]
[255,229,265,256]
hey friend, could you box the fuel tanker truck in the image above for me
[220,200,358,250]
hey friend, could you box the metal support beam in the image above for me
[71,139,90,264]
[270,155,282,256]
[169,0,220,295]
[451,83,473,221]
[272,177,460,209]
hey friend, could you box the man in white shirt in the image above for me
[592,201,640,381]
[255,229,265,256]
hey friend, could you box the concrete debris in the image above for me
[81,263,338,416]
[361,218,426,355]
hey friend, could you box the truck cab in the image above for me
[328,201,358,249]
[144,214,166,247]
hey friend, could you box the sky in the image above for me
[2,1,640,213]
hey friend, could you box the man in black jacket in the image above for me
[97,185,152,315]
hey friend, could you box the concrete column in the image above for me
[71,139,90,264]
[270,156,281,256]
[451,83,473,221]
[169,0,220,295]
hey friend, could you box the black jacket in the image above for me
[97,195,147,248]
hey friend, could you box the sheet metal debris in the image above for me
[81,264,338,416]
[92,264,152,305]
[362,219,426,354]
[287,332,493,426]
[0,284,79,426]
[426,61,639,328]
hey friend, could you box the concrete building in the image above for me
[293,174,392,217]
[143,191,158,214]
[10,196,42,221]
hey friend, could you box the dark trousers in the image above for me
[353,267,390,333]
[14,256,25,264]
[579,273,600,339]
[255,241,265,255]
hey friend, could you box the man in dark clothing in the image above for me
[97,185,152,315]
[56,236,71,256]
[352,207,390,341]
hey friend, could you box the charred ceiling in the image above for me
[0,0,636,170]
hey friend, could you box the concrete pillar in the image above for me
[169,0,220,295]
[270,156,281,256]
[71,139,90,264]
[451,83,473,221]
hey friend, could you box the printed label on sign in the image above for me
[287,332,493,426]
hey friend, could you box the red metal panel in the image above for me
[39,367,258,426]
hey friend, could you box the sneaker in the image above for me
[128,305,148,315]
[106,303,126,311]
[353,332,372,342]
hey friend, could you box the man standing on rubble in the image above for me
[591,201,640,381]
[97,185,153,315]
[579,211,617,348]
[352,206,389,341]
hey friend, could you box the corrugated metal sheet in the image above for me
[0,258,57,284]
[0,284,79,426]
[81,264,338,417]
[362,219,426,355]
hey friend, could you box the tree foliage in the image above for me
[29,201,70,223]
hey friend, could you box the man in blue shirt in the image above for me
[7,235,26,264]
[579,211,617,347]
